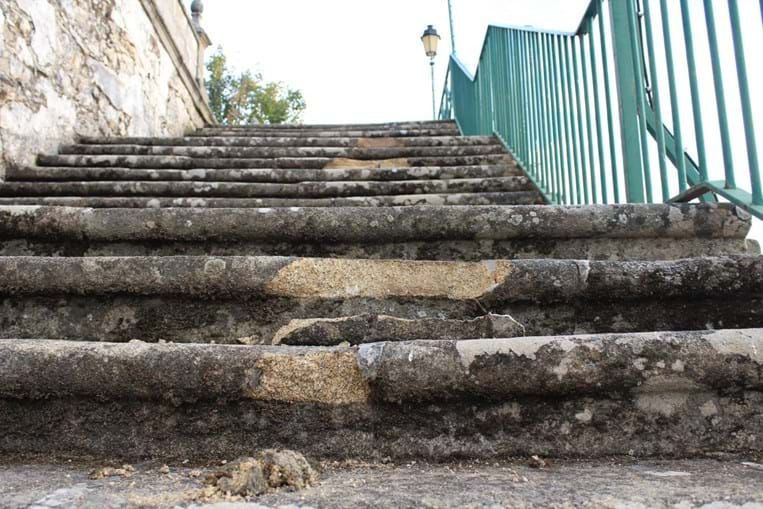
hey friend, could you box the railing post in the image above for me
[608,0,646,202]
[191,0,212,102]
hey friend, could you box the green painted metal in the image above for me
[728,0,762,206]
[587,15,608,203]
[608,0,646,203]
[439,0,761,219]
[597,0,621,203]
[703,0,736,189]
[679,0,709,182]
[626,0,653,203]
[642,0,670,201]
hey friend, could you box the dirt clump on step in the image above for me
[203,449,318,498]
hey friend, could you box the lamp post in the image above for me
[421,25,441,120]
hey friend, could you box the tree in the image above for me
[205,47,306,125]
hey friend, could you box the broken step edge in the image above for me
[1,329,760,405]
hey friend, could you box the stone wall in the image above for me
[0,0,214,180]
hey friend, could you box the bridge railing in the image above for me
[440,0,762,218]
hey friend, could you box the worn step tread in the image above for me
[57,144,506,159]
[0,191,543,208]
[7,165,522,183]
[189,129,462,138]
[0,204,748,242]
[1,329,760,403]
[0,330,761,460]
[37,154,510,169]
[0,255,759,301]
[76,135,496,148]
[0,177,532,199]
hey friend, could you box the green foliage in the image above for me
[205,47,306,125]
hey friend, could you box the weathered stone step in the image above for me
[0,191,543,208]
[2,256,758,300]
[57,144,506,159]
[77,134,496,148]
[189,128,461,138]
[197,120,457,130]
[37,154,510,169]
[1,329,760,460]
[0,256,759,343]
[0,204,749,243]
[0,177,532,199]
[0,204,753,261]
[7,164,521,183]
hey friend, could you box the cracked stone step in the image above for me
[36,154,512,169]
[0,256,759,344]
[57,145,508,159]
[196,120,458,130]
[0,177,533,199]
[1,256,758,300]
[270,314,526,346]
[0,204,753,260]
[0,191,544,208]
[76,135,497,148]
[7,164,523,183]
[0,329,760,460]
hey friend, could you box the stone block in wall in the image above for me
[0,0,214,180]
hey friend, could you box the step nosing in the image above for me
[1,329,760,404]
[0,255,759,300]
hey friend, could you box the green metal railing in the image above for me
[440,0,762,218]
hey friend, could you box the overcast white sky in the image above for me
[197,0,591,123]
[196,0,762,240]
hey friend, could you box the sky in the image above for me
[196,0,591,124]
[196,0,762,240]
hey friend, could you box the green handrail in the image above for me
[440,0,762,219]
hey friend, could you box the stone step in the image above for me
[76,134,496,148]
[189,128,461,138]
[0,177,533,199]
[0,191,543,209]
[0,204,753,260]
[0,255,759,343]
[194,126,461,138]
[0,329,760,460]
[37,154,510,169]
[57,144,506,159]
[7,164,522,183]
[196,120,457,130]
[0,191,544,208]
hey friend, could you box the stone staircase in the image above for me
[0,120,761,462]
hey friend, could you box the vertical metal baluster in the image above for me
[581,31,599,203]
[563,37,582,204]
[658,0,688,191]
[530,33,548,188]
[643,0,671,201]
[598,0,621,202]
[626,0,653,202]
[728,0,762,204]
[703,0,736,189]
[557,35,573,203]
[679,0,709,183]
[588,13,609,203]
[572,36,590,203]
[547,33,564,202]
[536,35,552,194]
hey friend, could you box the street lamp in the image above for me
[421,25,441,120]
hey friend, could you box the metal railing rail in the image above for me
[440,0,762,219]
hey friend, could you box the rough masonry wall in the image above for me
[0,0,208,180]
